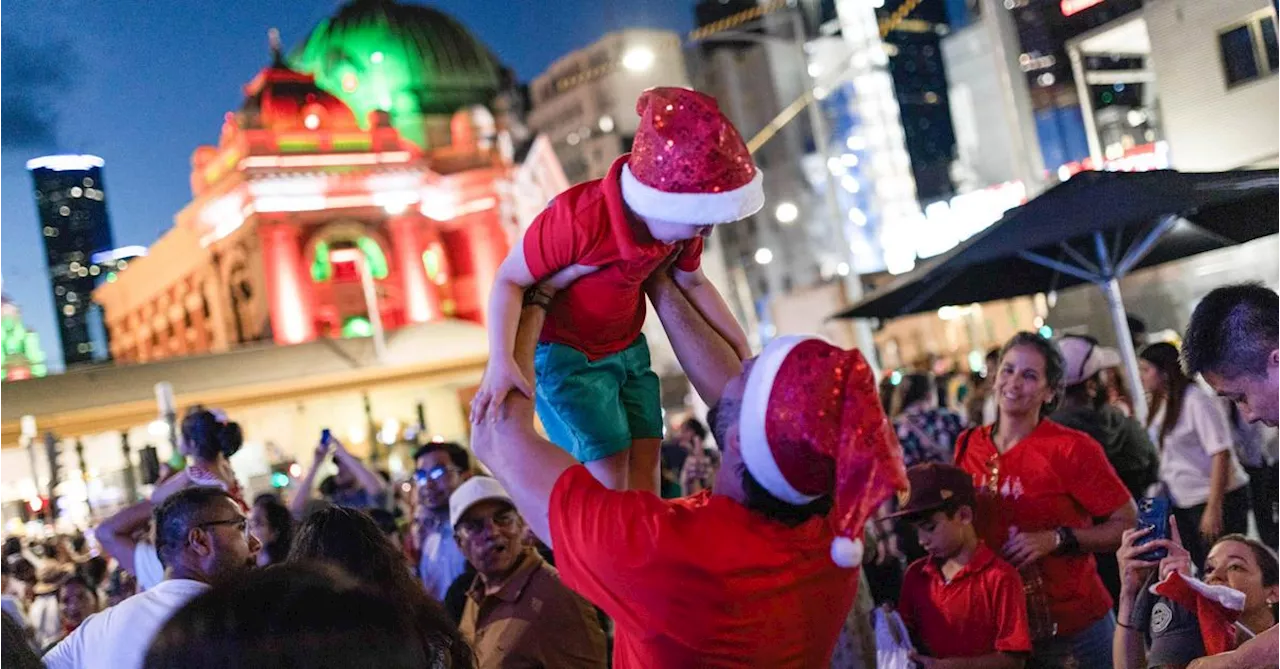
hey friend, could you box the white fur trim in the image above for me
[831,537,863,568]
[1150,572,1247,612]
[739,335,823,505]
[620,163,764,225]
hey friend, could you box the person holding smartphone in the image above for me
[289,431,389,519]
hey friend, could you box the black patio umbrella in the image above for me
[833,168,1279,420]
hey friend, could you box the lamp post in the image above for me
[155,382,179,458]
[21,415,39,513]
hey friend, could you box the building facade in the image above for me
[1,295,50,381]
[93,3,567,365]
[28,155,116,368]
[526,29,691,185]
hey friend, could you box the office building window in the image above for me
[1219,12,1279,86]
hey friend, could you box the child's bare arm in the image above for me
[473,245,537,422]
[672,267,752,360]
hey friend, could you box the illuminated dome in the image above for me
[292,0,507,147]
[240,47,360,133]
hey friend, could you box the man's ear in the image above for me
[187,528,213,559]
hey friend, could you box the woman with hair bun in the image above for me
[152,406,246,508]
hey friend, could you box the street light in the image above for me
[622,46,655,73]
[774,202,799,224]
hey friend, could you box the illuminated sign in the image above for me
[1061,0,1106,17]
[25,155,105,171]
[882,181,1028,275]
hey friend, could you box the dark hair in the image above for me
[2,610,42,669]
[1183,283,1278,379]
[77,555,109,590]
[2,537,21,559]
[1214,533,1279,588]
[144,563,433,669]
[709,396,832,527]
[252,495,294,566]
[1061,371,1106,411]
[1140,343,1191,448]
[1127,314,1147,337]
[153,486,237,568]
[287,507,472,668]
[59,573,99,603]
[999,332,1065,416]
[682,418,708,441]
[412,441,471,472]
[896,373,935,413]
[181,406,244,460]
[366,509,399,538]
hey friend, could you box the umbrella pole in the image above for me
[1099,277,1150,424]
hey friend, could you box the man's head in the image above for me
[891,463,978,561]
[1183,283,1279,426]
[679,418,707,450]
[58,574,98,629]
[450,477,527,581]
[414,442,471,511]
[153,486,259,584]
[709,336,907,565]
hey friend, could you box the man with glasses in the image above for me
[451,476,606,668]
[46,487,259,669]
[413,442,471,602]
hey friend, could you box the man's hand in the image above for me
[312,436,332,464]
[1002,529,1058,569]
[471,356,534,424]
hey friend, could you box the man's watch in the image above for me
[522,287,553,310]
[1053,527,1079,555]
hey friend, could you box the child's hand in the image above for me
[471,357,534,424]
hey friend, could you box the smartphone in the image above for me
[1135,496,1171,560]
[320,428,332,446]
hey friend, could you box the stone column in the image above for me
[257,219,317,345]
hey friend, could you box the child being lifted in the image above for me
[470,87,760,492]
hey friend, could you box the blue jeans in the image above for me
[1029,612,1115,669]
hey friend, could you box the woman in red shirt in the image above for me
[956,332,1137,668]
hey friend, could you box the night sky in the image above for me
[1,0,694,371]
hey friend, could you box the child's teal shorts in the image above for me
[534,334,663,463]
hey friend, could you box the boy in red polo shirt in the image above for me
[892,463,1031,668]
[471,87,757,492]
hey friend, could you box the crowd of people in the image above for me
[1,85,1276,669]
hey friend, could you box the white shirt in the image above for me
[418,514,468,602]
[133,542,165,591]
[30,593,61,649]
[1149,384,1249,507]
[43,579,208,669]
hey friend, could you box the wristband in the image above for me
[1053,527,1079,555]
[1116,620,1138,631]
[522,288,553,309]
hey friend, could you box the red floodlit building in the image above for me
[95,15,567,364]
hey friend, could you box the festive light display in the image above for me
[1,296,49,381]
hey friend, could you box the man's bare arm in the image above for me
[471,295,578,547]
[645,268,743,408]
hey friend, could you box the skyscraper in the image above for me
[27,155,116,367]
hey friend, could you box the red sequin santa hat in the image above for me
[739,336,908,567]
[621,87,765,225]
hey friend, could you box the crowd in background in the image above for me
[0,283,1276,669]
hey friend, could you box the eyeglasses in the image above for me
[415,465,458,486]
[455,509,520,540]
[193,517,250,538]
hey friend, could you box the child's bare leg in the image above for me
[627,438,661,494]
[585,450,631,490]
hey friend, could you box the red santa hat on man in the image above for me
[621,87,765,225]
[739,335,909,567]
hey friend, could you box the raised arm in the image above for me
[672,267,752,360]
[471,290,579,546]
[290,439,330,519]
[645,266,743,407]
[332,439,388,499]
[94,499,155,575]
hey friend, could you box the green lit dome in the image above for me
[292,0,506,147]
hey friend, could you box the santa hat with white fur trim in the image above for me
[621,87,764,225]
[740,335,909,567]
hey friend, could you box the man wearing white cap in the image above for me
[471,265,907,667]
[449,476,606,668]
